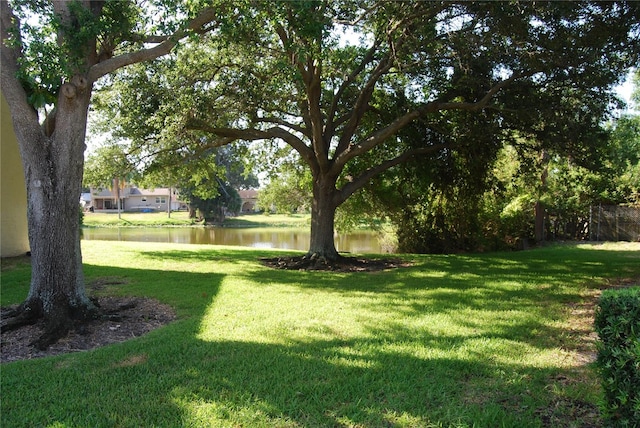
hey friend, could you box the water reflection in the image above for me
[81,227,383,254]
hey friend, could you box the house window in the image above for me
[141,197,147,202]
[156,197,166,204]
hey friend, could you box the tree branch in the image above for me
[0,2,39,134]
[326,38,382,129]
[332,73,521,174]
[332,3,447,160]
[332,2,383,26]
[87,7,219,81]
[337,142,456,205]
[186,119,316,168]
[253,115,307,136]
[333,45,394,158]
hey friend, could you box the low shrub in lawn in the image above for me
[594,286,640,427]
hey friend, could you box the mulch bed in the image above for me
[260,255,412,272]
[1,296,175,364]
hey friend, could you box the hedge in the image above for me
[594,286,640,427]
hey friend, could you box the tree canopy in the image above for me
[98,1,638,261]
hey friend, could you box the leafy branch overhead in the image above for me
[2,1,222,118]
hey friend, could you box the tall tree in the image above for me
[0,0,221,347]
[95,1,640,262]
[141,144,258,222]
[84,144,137,218]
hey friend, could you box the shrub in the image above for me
[594,286,640,427]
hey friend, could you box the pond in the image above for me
[81,227,384,254]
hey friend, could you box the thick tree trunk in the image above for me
[308,174,340,261]
[7,77,97,349]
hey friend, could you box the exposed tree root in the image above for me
[0,305,39,333]
[31,316,74,351]
[1,300,101,351]
[1,296,176,363]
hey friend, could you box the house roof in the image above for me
[91,187,172,198]
[238,189,258,199]
[128,188,171,197]
[92,188,115,197]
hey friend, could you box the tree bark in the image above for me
[0,0,220,347]
[307,174,340,261]
[14,78,97,349]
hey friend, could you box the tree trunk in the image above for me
[534,201,545,242]
[535,150,549,243]
[307,174,340,261]
[167,187,172,218]
[9,78,96,349]
[116,179,122,219]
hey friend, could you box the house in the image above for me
[90,186,186,212]
[1,93,30,257]
[80,192,92,208]
[238,189,259,213]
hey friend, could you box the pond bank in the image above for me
[82,212,384,253]
[82,212,311,228]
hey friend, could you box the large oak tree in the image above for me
[97,1,640,259]
[0,0,223,347]
[97,1,639,262]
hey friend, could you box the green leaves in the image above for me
[83,144,136,189]
[10,3,63,108]
[86,1,639,256]
[595,286,640,426]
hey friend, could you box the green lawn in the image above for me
[2,241,639,427]
[83,212,310,228]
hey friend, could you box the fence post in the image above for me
[589,205,593,241]
[597,204,601,241]
[615,206,619,241]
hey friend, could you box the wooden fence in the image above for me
[590,205,640,242]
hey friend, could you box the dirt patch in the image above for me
[535,397,601,428]
[1,296,175,364]
[260,255,411,272]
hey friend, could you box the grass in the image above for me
[82,212,310,229]
[2,241,640,427]
[83,210,195,227]
[222,213,311,229]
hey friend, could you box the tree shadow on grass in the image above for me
[4,245,631,426]
[1,326,600,427]
[2,323,594,427]
[138,247,300,268]
[240,245,640,300]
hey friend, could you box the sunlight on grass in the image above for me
[576,241,639,251]
[198,279,363,345]
[196,255,589,379]
[2,241,639,427]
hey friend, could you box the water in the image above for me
[81,227,383,254]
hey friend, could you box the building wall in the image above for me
[127,195,169,212]
[90,187,181,212]
[1,93,30,257]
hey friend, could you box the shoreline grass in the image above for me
[82,212,311,229]
[2,242,639,427]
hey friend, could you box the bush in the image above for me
[594,286,640,427]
